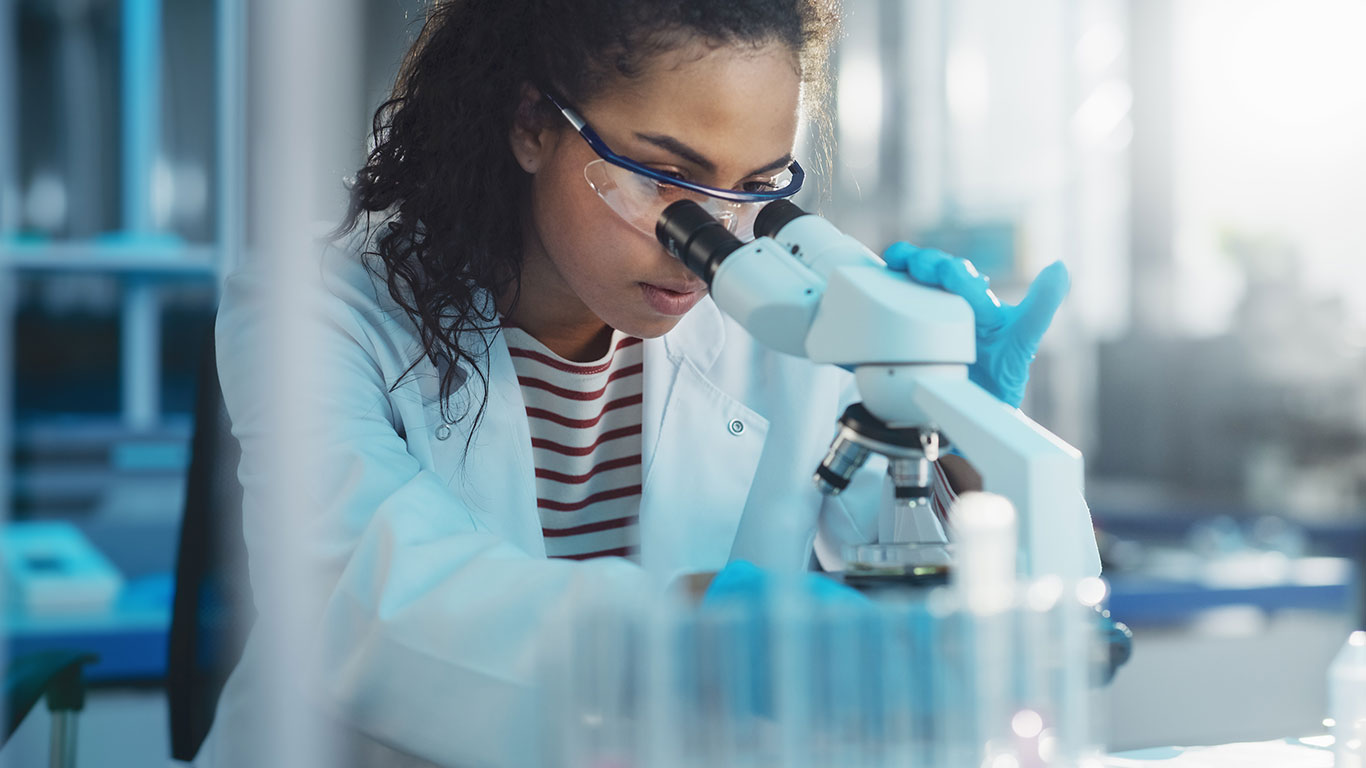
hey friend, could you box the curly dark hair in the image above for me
[336,0,841,446]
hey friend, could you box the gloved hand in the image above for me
[883,243,1071,409]
[698,561,867,718]
[1096,605,1134,685]
[703,559,866,608]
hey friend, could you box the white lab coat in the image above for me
[194,226,899,768]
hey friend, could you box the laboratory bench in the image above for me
[1105,562,1355,625]
[1094,503,1366,561]
[4,571,171,683]
[4,508,1359,685]
[1093,504,1362,625]
[4,570,1355,688]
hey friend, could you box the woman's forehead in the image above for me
[583,41,803,169]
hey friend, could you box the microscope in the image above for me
[656,200,1100,583]
[543,205,1122,768]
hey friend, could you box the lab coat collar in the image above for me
[639,292,726,497]
[660,292,726,373]
[638,295,767,581]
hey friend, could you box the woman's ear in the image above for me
[509,82,554,173]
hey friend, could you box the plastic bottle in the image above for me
[1330,630,1366,768]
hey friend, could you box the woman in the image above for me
[202,0,1098,765]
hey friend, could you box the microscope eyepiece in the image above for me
[752,199,809,239]
[655,200,742,286]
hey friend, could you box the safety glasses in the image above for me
[541,89,805,240]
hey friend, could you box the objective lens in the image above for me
[888,457,932,500]
[813,431,872,496]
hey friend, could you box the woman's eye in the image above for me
[653,169,688,185]
[742,179,779,193]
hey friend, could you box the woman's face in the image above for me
[511,39,803,340]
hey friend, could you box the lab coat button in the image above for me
[727,419,745,436]
[435,423,452,441]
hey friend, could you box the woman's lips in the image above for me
[640,282,705,316]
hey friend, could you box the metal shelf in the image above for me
[0,241,219,276]
[2,0,246,528]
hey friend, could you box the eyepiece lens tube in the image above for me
[656,201,742,286]
[752,199,810,240]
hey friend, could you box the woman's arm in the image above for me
[937,453,982,495]
[216,258,647,767]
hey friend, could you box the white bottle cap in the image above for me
[952,491,1018,613]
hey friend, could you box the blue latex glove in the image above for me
[703,560,865,607]
[883,243,1071,409]
[699,561,867,717]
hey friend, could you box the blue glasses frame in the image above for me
[541,90,805,204]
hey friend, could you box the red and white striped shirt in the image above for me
[503,326,644,562]
[930,457,959,535]
[503,326,962,561]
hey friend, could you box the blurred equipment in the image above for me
[1095,233,1366,519]
[1,520,122,614]
[914,220,1020,286]
[544,493,1110,767]
[1331,631,1366,768]
[3,649,98,768]
[656,199,1100,581]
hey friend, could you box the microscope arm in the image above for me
[794,263,1100,579]
[855,364,1101,579]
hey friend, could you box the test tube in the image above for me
[546,541,1107,767]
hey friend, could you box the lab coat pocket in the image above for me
[638,358,769,578]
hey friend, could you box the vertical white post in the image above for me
[247,0,360,763]
[1062,0,1082,276]
[937,0,958,220]
[876,0,905,246]
[1127,0,1176,334]
[903,0,947,229]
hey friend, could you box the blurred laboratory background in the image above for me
[1,0,1363,764]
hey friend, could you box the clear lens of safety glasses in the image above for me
[584,159,765,241]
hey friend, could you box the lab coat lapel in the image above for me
[420,295,770,573]
[424,327,544,557]
[639,297,770,581]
